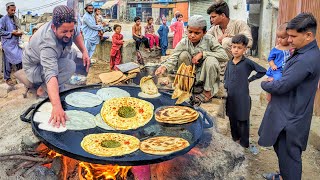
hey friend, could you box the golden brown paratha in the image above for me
[100,97,154,130]
[155,106,199,124]
[140,136,190,155]
[81,133,140,157]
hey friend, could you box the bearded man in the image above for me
[21,5,90,127]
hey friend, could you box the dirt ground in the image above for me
[0,57,319,179]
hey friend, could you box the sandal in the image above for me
[6,78,16,86]
[262,173,282,180]
[194,93,213,103]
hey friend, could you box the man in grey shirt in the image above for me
[22,5,90,127]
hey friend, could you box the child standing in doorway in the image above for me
[170,13,184,48]
[157,17,169,56]
[224,34,266,149]
[110,24,124,70]
[266,23,291,101]
[145,17,161,50]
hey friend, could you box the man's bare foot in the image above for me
[36,86,45,97]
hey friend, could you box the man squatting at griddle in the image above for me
[21,5,90,127]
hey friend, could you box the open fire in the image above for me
[38,143,132,180]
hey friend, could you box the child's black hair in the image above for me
[147,17,153,23]
[177,13,183,18]
[113,24,121,31]
[134,16,141,22]
[231,34,249,47]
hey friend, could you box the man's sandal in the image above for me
[194,93,213,103]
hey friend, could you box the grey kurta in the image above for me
[162,34,229,95]
[22,21,79,88]
[207,19,253,58]
[258,40,320,153]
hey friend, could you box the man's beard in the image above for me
[87,11,93,14]
[57,37,72,46]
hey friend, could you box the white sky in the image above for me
[0,0,66,16]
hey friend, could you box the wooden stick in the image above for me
[0,155,50,162]
[0,151,39,157]
[6,161,35,176]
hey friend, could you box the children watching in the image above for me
[170,13,184,48]
[110,24,124,70]
[266,23,291,101]
[224,34,266,148]
[145,17,161,50]
[132,16,151,52]
[157,17,169,56]
[95,8,105,41]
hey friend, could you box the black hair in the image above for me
[187,25,207,32]
[286,13,317,35]
[177,13,183,18]
[231,34,249,47]
[113,24,121,31]
[94,8,101,12]
[134,16,141,22]
[147,17,153,23]
[207,1,229,18]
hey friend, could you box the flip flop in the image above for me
[262,173,281,180]
[194,93,213,103]
[249,144,259,155]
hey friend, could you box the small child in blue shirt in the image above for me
[157,17,169,56]
[266,23,291,101]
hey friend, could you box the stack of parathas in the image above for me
[172,63,195,104]
[155,106,199,124]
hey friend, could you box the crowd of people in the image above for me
[0,1,319,180]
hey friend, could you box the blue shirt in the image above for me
[268,47,290,70]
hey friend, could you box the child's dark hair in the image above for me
[32,27,38,34]
[207,1,230,18]
[134,16,141,22]
[231,34,249,47]
[94,8,101,13]
[113,24,121,31]
[147,17,153,23]
[177,13,183,18]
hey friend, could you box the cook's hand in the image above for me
[49,106,67,128]
[192,52,203,64]
[218,33,229,44]
[155,66,167,76]
[12,30,22,37]
[82,51,91,72]
[271,64,278,70]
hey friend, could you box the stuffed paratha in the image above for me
[140,136,190,155]
[101,97,154,130]
[95,114,115,131]
[81,133,140,157]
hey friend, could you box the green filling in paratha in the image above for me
[101,140,121,148]
[118,106,136,118]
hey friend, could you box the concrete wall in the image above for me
[258,0,278,60]
[226,0,248,22]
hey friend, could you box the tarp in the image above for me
[101,0,118,9]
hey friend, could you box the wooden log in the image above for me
[6,161,35,176]
[0,151,39,157]
[0,155,50,162]
[22,161,48,178]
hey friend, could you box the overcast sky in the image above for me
[0,0,66,16]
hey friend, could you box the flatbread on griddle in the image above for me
[65,92,103,108]
[140,136,190,155]
[37,102,53,113]
[33,111,51,123]
[81,133,140,157]
[65,110,96,130]
[138,92,161,99]
[96,87,130,101]
[95,114,115,131]
[155,106,199,124]
[38,123,67,133]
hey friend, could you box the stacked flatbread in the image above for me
[99,71,126,85]
[139,76,161,98]
[155,106,199,124]
[172,63,195,104]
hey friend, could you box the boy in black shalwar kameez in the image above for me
[224,34,266,148]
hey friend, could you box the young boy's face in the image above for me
[178,16,183,22]
[115,26,121,34]
[96,10,101,15]
[136,20,141,25]
[162,19,167,25]
[187,26,205,44]
[231,43,247,58]
[148,19,153,24]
